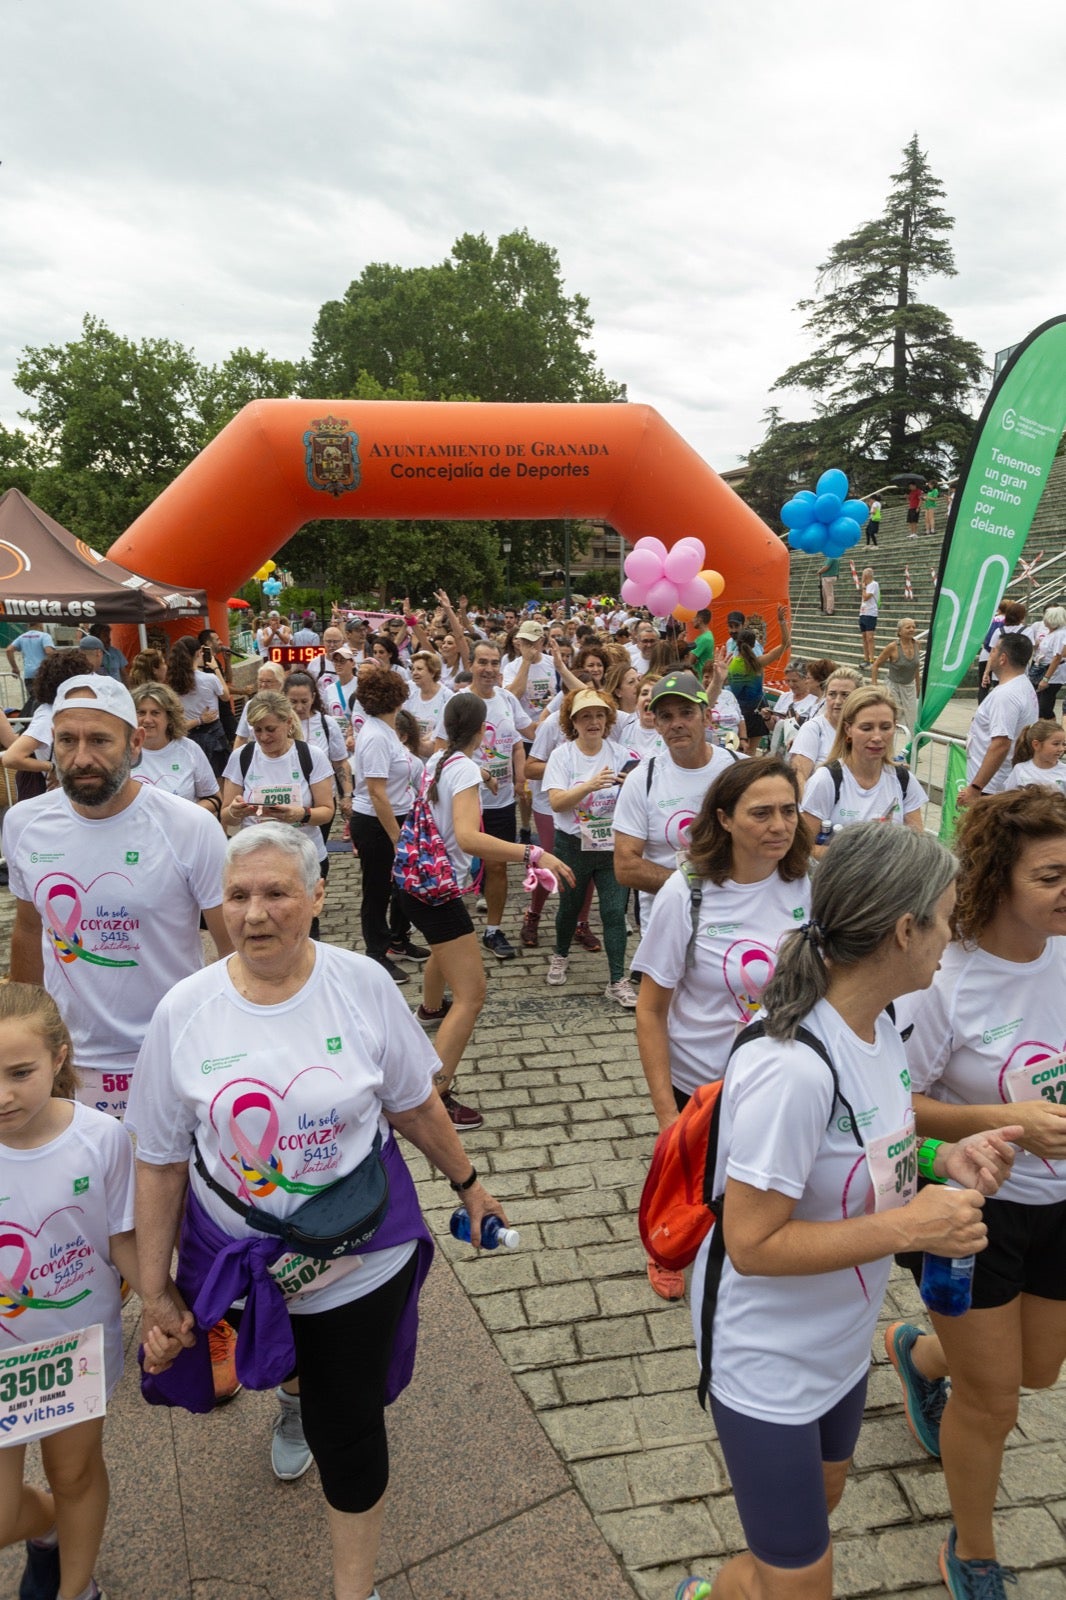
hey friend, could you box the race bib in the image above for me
[578,817,614,852]
[482,756,511,783]
[0,1324,106,1445]
[246,782,298,809]
[268,1251,362,1302]
[864,1125,916,1212]
[1005,1049,1066,1105]
[75,1065,131,1121]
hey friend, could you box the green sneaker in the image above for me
[884,1320,948,1457]
[939,1526,1017,1598]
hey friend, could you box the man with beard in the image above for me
[4,677,230,1122]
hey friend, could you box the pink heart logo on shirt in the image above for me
[0,1209,90,1320]
[208,1067,344,1202]
[723,938,781,1019]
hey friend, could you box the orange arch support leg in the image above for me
[107,401,788,648]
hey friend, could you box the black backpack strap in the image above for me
[680,862,704,969]
[644,755,656,795]
[239,742,254,779]
[294,739,314,783]
[896,764,911,799]
[829,759,843,807]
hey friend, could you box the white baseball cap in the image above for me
[52,675,139,729]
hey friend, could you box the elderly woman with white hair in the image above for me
[128,822,507,1600]
[1031,604,1066,719]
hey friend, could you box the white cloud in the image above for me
[2,0,1065,477]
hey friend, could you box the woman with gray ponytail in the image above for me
[682,824,1021,1600]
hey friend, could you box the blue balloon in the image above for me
[816,468,849,501]
[794,490,817,505]
[828,516,862,548]
[781,497,816,529]
[788,525,822,553]
[840,499,870,527]
[815,493,842,525]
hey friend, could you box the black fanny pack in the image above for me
[193,1132,389,1261]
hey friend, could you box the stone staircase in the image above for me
[781,455,1066,683]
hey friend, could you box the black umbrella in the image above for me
[891,472,927,488]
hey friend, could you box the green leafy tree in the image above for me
[0,423,35,495]
[746,136,987,505]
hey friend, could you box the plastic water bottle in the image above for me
[919,1251,975,1316]
[449,1205,520,1251]
[814,819,838,846]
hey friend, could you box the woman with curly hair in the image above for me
[128,648,168,688]
[886,787,1066,1597]
[542,687,634,1006]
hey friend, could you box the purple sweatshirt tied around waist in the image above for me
[140,1129,434,1413]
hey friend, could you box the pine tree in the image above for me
[742,136,987,516]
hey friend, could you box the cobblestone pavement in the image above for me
[2,835,1066,1597]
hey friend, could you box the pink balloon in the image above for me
[633,536,668,561]
[663,544,703,584]
[678,576,712,610]
[646,577,680,616]
[624,548,663,586]
[620,578,643,606]
[673,537,706,560]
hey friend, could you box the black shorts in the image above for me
[858,616,878,633]
[898,1193,1066,1309]
[398,888,475,946]
[481,802,516,843]
[744,709,769,741]
[906,507,920,524]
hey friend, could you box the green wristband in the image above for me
[917,1138,946,1183]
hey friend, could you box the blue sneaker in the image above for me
[19,1539,59,1600]
[884,1320,948,1457]
[675,1582,712,1600]
[939,1526,1017,1598]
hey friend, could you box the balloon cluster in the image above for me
[254,558,278,582]
[621,537,724,620]
[780,469,869,557]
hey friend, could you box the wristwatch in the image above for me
[301,807,312,825]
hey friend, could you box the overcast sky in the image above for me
[3,0,1066,475]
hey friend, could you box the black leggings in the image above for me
[232,1252,418,1513]
[349,810,410,958]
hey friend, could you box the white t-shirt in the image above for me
[708,689,745,742]
[801,763,926,829]
[789,714,835,771]
[133,738,218,801]
[405,685,453,746]
[693,1000,913,1425]
[612,747,742,930]
[634,870,811,1096]
[528,713,566,818]
[127,945,436,1311]
[320,676,357,735]
[859,581,880,618]
[502,654,556,720]
[24,703,53,755]
[295,713,347,764]
[1040,626,1066,685]
[351,718,417,819]
[222,742,333,862]
[476,689,526,811]
[180,669,224,725]
[542,739,627,838]
[423,752,483,885]
[774,691,818,724]
[902,939,1066,1206]
[1005,758,1066,796]
[966,676,1039,792]
[3,786,227,1081]
[0,1104,134,1419]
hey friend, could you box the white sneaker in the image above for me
[546,953,569,985]
[605,978,638,1008]
[476,896,487,913]
[271,1387,312,1480]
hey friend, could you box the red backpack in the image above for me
[638,1020,859,1273]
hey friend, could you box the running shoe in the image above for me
[416,998,453,1029]
[939,1526,1017,1598]
[18,1539,59,1600]
[271,1387,312,1481]
[574,920,602,951]
[475,895,487,913]
[372,954,409,985]
[520,909,540,947]
[605,978,638,1009]
[648,1259,685,1301]
[546,953,569,985]
[441,1090,484,1132]
[482,929,516,961]
[518,827,533,845]
[387,938,430,963]
[675,1581,712,1600]
[208,1318,242,1403]
[884,1321,948,1458]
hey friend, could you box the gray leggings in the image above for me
[551,829,628,981]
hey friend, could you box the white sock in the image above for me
[30,1524,58,1550]
[485,924,500,936]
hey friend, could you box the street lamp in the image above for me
[502,537,512,600]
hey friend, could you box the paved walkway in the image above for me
[3,773,1066,1597]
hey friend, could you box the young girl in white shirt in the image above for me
[0,983,152,1600]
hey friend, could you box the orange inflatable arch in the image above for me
[108,400,789,650]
